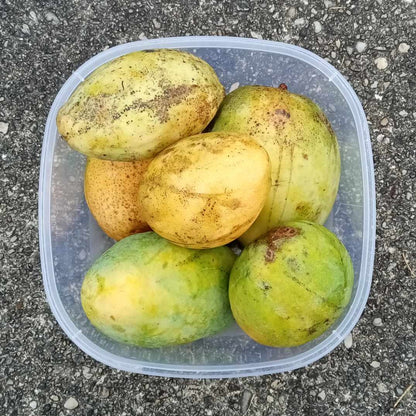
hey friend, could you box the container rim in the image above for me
[39,36,375,378]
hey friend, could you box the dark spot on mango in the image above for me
[307,318,331,335]
[296,203,312,217]
[264,226,300,263]
[113,84,195,124]
[275,109,290,118]
[96,276,106,293]
[261,281,272,291]
[112,324,126,333]
[269,226,299,241]
[272,108,290,128]
[315,111,335,136]
[287,257,300,272]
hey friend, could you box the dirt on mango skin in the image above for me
[81,232,236,348]
[229,221,354,347]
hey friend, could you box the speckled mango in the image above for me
[229,221,353,347]
[138,132,271,249]
[84,157,151,241]
[57,49,225,161]
[212,85,341,245]
[81,232,235,348]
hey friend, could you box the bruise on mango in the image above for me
[264,226,300,263]
[295,202,322,220]
[307,318,330,335]
[272,108,291,128]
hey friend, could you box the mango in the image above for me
[229,221,353,347]
[212,85,341,244]
[84,157,151,241]
[57,49,224,161]
[81,232,235,348]
[138,132,271,249]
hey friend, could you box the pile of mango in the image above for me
[57,49,353,348]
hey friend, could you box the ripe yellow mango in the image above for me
[84,158,151,241]
[57,49,224,161]
[138,132,271,249]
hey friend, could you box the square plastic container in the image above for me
[39,36,375,378]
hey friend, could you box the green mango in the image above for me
[212,85,340,245]
[229,221,353,347]
[81,232,235,347]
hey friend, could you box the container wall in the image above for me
[48,46,364,367]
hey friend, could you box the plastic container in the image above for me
[39,36,375,378]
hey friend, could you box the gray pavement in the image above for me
[1,0,415,415]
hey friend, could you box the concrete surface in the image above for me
[1,0,415,415]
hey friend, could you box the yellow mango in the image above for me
[138,132,271,249]
[57,49,224,160]
[84,158,151,241]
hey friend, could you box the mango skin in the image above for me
[212,85,341,245]
[229,221,353,347]
[57,49,225,161]
[84,157,151,241]
[138,132,271,249]
[81,232,236,348]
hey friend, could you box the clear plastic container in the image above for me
[39,36,375,378]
